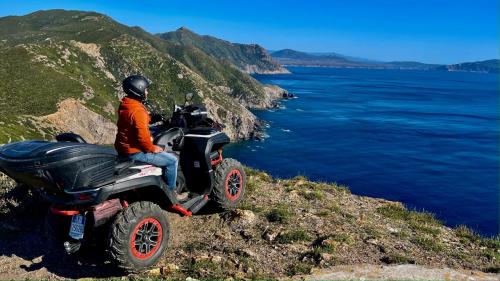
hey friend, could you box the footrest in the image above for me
[189,195,209,214]
[168,204,192,216]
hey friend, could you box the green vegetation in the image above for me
[276,229,312,244]
[413,236,444,252]
[159,27,285,74]
[266,203,293,223]
[286,263,313,276]
[381,253,415,264]
[182,259,230,279]
[377,204,442,235]
[298,189,324,201]
[0,9,274,143]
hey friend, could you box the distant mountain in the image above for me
[382,61,441,70]
[438,59,499,73]
[158,27,289,74]
[271,49,363,67]
[271,49,438,70]
[271,49,499,73]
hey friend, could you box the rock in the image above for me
[204,97,258,141]
[215,231,232,240]
[147,268,161,276]
[211,255,223,263]
[192,254,210,263]
[366,238,380,246]
[36,99,117,144]
[321,238,339,249]
[161,263,179,274]
[186,277,199,281]
[234,271,246,279]
[295,179,307,186]
[236,249,257,258]
[286,244,309,253]
[262,229,279,242]
[319,253,334,262]
[240,229,254,239]
[387,227,400,233]
[231,209,256,227]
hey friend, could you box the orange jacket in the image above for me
[114,97,156,155]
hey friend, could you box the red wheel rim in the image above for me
[130,218,163,259]
[225,169,243,201]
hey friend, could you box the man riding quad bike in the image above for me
[0,75,247,272]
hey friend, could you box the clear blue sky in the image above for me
[0,0,498,64]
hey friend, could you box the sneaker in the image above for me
[175,191,189,201]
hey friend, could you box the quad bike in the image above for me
[0,93,246,272]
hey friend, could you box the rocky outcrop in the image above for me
[242,64,290,74]
[262,85,288,106]
[35,99,117,144]
[70,41,116,81]
[204,96,259,140]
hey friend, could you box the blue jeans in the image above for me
[129,152,178,190]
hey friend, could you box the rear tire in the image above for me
[212,158,246,210]
[107,201,169,272]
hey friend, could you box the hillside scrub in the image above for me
[0,169,498,279]
[159,27,289,74]
[0,10,287,143]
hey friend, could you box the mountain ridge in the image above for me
[271,49,499,73]
[158,27,289,74]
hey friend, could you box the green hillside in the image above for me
[0,10,278,143]
[158,27,288,74]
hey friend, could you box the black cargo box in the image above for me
[0,141,117,191]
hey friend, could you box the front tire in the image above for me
[212,158,246,210]
[107,201,170,272]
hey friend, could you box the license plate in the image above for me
[69,214,86,240]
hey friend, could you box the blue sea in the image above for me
[225,67,499,236]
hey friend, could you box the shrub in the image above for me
[266,204,292,223]
[276,229,311,244]
[287,262,312,276]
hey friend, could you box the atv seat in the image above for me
[114,156,153,175]
[115,156,137,175]
[115,160,134,175]
[55,132,87,143]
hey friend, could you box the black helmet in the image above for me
[122,75,150,101]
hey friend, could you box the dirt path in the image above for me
[302,265,500,281]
